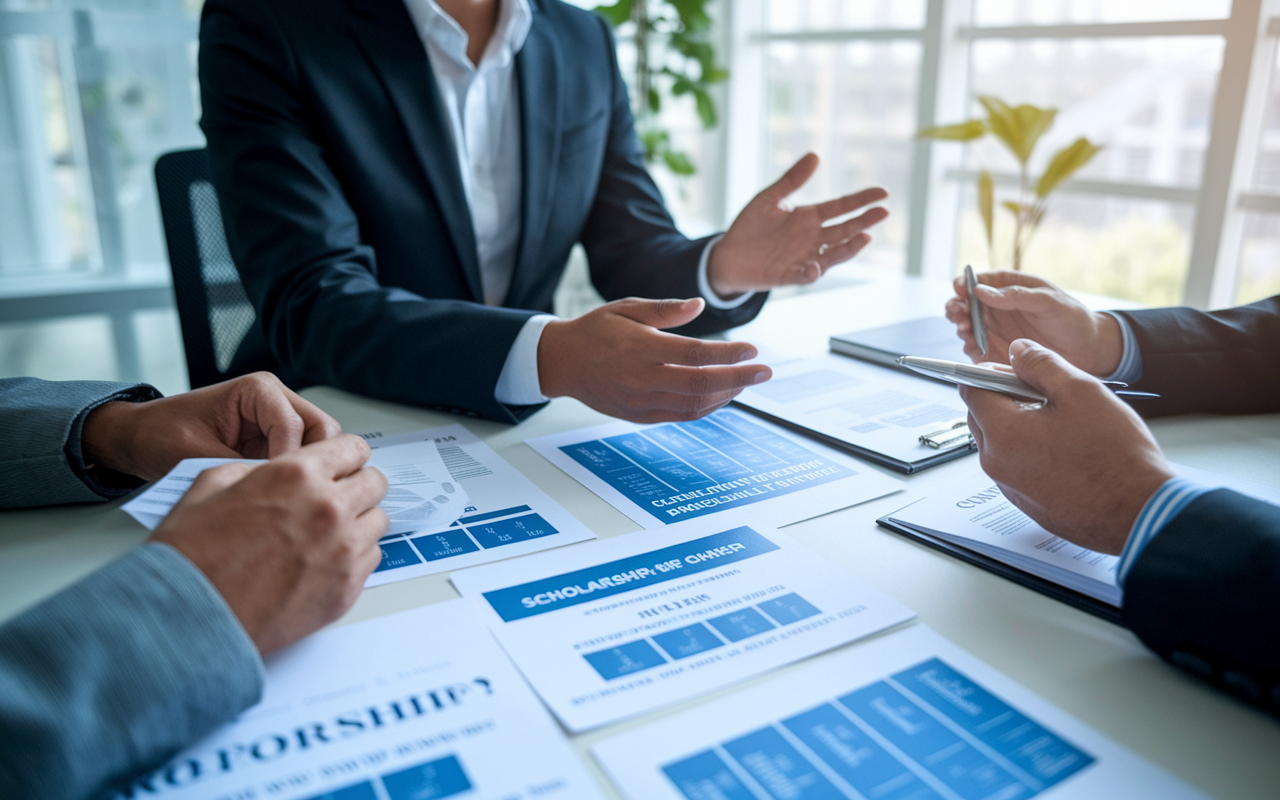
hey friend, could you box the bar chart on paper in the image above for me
[526,409,902,529]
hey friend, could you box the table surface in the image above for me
[3,273,1278,799]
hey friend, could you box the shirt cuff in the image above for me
[1101,312,1142,384]
[1116,477,1214,586]
[697,234,757,310]
[495,314,556,406]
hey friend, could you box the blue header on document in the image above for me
[559,411,853,524]
[481,526,780,622]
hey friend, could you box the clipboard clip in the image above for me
[920,419,973,450]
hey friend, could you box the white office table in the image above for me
[2,273,1278,799]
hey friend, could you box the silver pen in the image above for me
[896,356,1161,401]
[965,264,988,356]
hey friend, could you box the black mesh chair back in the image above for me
[155,149,262,389]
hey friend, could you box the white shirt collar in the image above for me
[406,0,533,72]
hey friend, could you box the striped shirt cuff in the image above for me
[1117,477,1213,585]
[1101,311,1142,384]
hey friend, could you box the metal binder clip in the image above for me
[919,419,973,450]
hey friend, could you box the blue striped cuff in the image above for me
[1102,312,1142,385]
[1117,477,1213,585]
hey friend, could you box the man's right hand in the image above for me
[945,271,1124,376]
[149,434,389,656]
[538,298,772,424]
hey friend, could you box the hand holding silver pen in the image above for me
[945,270,1131,379]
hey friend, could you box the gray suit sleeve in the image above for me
[0,378,163,508]
[0,542,265,800]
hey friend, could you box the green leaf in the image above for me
[978,96,1057,165]
[592,0,632,27]
[1036,137,1102,198]
[917,120,987,141]
[694,88,716,127]
[978,170,994,249]
[664,149,696,175]
[1001,200,1024,217]
[647,87,661,113]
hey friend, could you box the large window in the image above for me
[726,0,1279,309]
[0,0,201,392]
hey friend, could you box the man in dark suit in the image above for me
[0,374,388,799]
[198,0,890,424]
[946,271,1280,714]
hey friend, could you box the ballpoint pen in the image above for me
[896,356,1161,402]
[965,264,988,356]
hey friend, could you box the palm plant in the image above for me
[919,97,1101,271]
[594,0,728,176]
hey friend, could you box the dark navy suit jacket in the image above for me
[1114,297,1280,714]
[198,0,765,423]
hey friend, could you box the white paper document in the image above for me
[114,600,605,800]
[734,354,973,467]
[593,624,1209,800]
[524,407,903,529]
[121,438,469,537]
[882,463,1280,609]
[450,516,916,732]
[362,425,596,587]
[882,475,1123,606]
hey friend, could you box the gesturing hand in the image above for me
[945,270,1123,376]
[538,297,771,424]
[151,435,389,655]
[708,153,889,296]
[82,372,341,482]
[961,340,1172,555]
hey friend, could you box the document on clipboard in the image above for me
[733,354,976,474]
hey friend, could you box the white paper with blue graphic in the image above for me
[121,438,470,537]
[113,600,605,800]
[362,425,596,587]
[525,409,903,530]
[593,625,1208,800]
[449,516,916,731]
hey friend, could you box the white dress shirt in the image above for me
[403,0,750,407]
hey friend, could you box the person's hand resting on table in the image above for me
[960,339,1173,554]
[945,270,1124,375]
[81,371,341,482]
[80,372,388,654]
[539,153,888,425]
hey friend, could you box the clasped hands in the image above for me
[947,271,1173,554]
[540,153,889,423]
[83,373,389,656]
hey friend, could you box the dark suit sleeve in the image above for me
[1121,489,1280,713]
[577,15,766,337]
[1113,295,1280,417]
[0,543,264,800]
[199,0,537,423]
[0,378,162,509]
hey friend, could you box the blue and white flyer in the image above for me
[593,625,1209,800]
[525,408,903,529]
[115,600,605,800]
[450,516,916,732]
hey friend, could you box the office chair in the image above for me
[155,148,268,389]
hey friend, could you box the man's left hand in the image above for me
[82,372,342,481]
[961,340,1172,555]
[708,153,889,297]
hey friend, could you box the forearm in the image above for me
[0,379,161,508]
[1115,296,1280,416]
[0,543,263,799]
[1121,489,1280,710]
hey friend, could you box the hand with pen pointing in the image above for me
[946,270,1125,376]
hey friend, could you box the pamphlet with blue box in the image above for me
[594,625,1210,800]
[525,409,903,529]
[450,515,916,732]
[364,424,596,587]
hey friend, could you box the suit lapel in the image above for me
[348,0,484,302]
[507,6,562,308]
